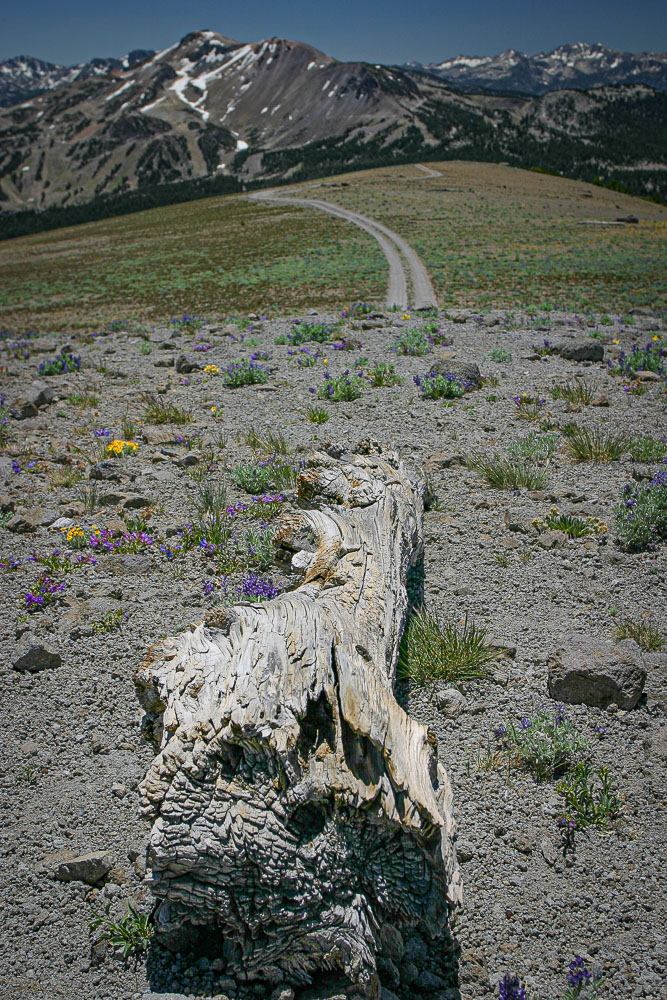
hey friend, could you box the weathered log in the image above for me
[135,448,462,997]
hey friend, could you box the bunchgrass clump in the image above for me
[316,371,364,402]
[507,431,560,462]
[564,425,627,462]
[549,380,596,404]
[614,470,667,550]
[466,452,549,490]
[242,428,290,455]
[306,405,329,424]
[142,394,192,425]
[557,762,622,831]
[364,362,403,386]
[276,322,336,346]
[193,481,228,518]
[613,616,664,651]
[397,608,503,686]
[490,705,589,781]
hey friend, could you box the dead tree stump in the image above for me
[135,448,462,997]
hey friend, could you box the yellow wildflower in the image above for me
[204,365,220,375]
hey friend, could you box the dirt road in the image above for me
[249,164,440,310]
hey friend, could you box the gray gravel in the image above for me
[0,307,665,1000]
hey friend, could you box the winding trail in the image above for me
[249,164,441,310]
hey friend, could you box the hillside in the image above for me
[1,29,666,229]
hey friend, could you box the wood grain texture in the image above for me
[135,447,462,997]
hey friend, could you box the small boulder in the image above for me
[51,849,113,884]
[13,635,62,673]
[380,923,405,963]
[89,461,123,482]
[547,633,646,709]
[175,354,202,374]
[435,688,467,718]
[552,342,604,362]
[429,359,482,389]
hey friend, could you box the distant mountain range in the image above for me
[0,51,155,108]
[1,31,665,228]
[406,42,667,94]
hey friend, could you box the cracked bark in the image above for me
[135,448,462,997]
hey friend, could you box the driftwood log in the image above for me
[135,448,462,997]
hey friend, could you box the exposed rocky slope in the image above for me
[0,305,665,999]
[407,43,667,95]
[1,30,666,216]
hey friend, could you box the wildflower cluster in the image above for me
[608,337,665,380]
[331,338,362,351]
[93,428,110,438]
[531,337,554,356]
[170,314,206,333]
[223,357,270,387]
[286,346,321,367]
[340,302,373,318]
[89,526,154,554]
[531,506,607,538]
[192,340,213,352]
[392,328,434,356]
[313,370,364,402]
[488,705,589,781]
[107,439,139,457]
[38,351,81,375]
[227,493,285,519]
[614,468,667,550]
[238,573,280,602]
[25,576,66,610]
[511,392,545,407]
[498,973,526,1000]
[363,362,403,387]
[276,322,336,346]
[204,364,220,376]
[413,372,469,400]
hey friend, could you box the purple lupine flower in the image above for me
[567,957,592,990]
[498,972,527,1000]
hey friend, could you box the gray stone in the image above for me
[435,688,467,718]
[13,635,61,673]
[51,850,113,885]
[403,934,428,965]
[547,634,647,709]
[89,461,123,482]
[537,529,568,549]
[553,341,604,362]
[6,507,60,532]
[417,969,446,991]
[380,923,405,963]
[455,839,476,862]
[175,354,202,374]
[429,358,482,389]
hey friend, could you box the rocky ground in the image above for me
[0,306,665,1000]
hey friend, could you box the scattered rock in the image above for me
[175,354,202,374]
[425,451,465,471]
[435,688,467,718]
[12,635,61,673]
[547,633,647,709]
[380,923,405,963]
[552,341,604,362]
[537,529,568,549]
[429,358,483,389]
[89,461,123,482]
[5,507,60,532]
[49,850,113,885]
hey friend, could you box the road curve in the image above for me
[249,165,439,310]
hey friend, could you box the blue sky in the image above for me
[3,0,666,65]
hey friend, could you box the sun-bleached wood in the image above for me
[135,448,461,997]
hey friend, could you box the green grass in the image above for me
[466,451,549,490]
[142,394,192,426]
[306,406,329,424]
[0,195,387,330]
[564,425,628,462]
[627,436,667,463]
[397,608,503,686]
[549,380,596,404]
[613,616,664,651]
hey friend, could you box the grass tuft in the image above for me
[564,425,627,462]
[466,452,549,490]
[142,393,192,426]
[397,608,503,686]
[613,616,663,651]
